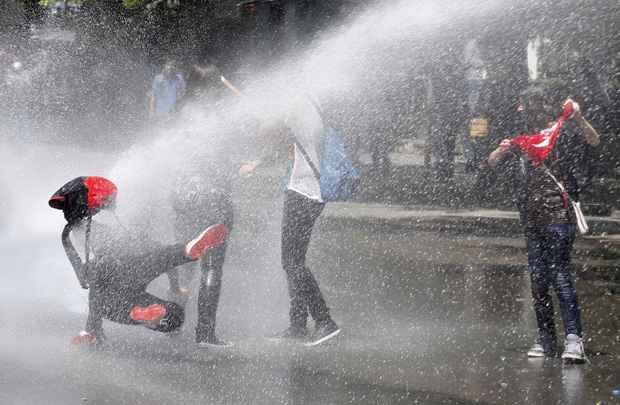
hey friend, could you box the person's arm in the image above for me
[487,139,513,168]
[177,74,187,100]
[575,110,600,146]
[71,286,105,345]
[61,223,89,289]
[239,119,288,176]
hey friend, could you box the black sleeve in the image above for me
[61,223,89,289]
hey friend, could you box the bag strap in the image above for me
[542,164,573,210]
[288,95,324,183]
[543,166,566,194]
[292,135,321,182]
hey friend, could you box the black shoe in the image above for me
[269,325,309,341]
[305,320,341,347]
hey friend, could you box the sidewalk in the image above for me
[321,201,620,237]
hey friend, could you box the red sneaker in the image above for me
[129,304,167,323]
[185,224,229,260]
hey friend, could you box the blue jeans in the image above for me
[527,224,581,352]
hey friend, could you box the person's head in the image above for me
[162,61,176,78]
[521,79,567,131]
[49,176,117,224]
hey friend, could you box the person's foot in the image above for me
[197,336,233,348]
[270,325,309,341]
[130,304,167,329]
[527,342,555,358]
[185,224,229,260]
[561,334,586,364]
[305,319,341,347]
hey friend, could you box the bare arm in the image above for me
[565,98,600,146]
[487,139,513,168]
[576,114,600,146]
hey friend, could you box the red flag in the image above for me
[510,100,576,165]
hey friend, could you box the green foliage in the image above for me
[123,0,148,8]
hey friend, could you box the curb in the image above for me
[320,203,620,237]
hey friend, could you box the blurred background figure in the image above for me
[148,60,186,122]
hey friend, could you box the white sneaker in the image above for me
[527,343,546,358]
[561,334,586,363]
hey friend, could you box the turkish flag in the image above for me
[510,100,577,165]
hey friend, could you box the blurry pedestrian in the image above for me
[148,60,186,121]
[167,64,238,347]
[246,97,341,346]
[49,176,228,345]
[487,85,600,363]
[4,60,32,142]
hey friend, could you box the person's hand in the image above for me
[71,330,99,346]
[238,162,258,177]
[562,98,581,119]
[498,138,511,151]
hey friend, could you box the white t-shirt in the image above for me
[285,97,324,202]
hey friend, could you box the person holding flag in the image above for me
[487,89,600,363]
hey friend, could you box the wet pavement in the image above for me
[1,146,619,405]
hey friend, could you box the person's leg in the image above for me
[193,192,234,345]
[282,191,321,330]
[281,191,337,345]
[118,223,229,289]
[298,201,331,324]
[119,243,191,288]
[195,242,228,344]
[527,228,557,355]
[547,224,581,337]
[105,290,185,334]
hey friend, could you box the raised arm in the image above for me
[573,104,600,146]
[487,139,513,168]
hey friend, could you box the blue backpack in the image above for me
[294,99,360,202]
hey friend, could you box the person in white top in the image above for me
[244,97,341,346]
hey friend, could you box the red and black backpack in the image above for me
[49,176,117,223]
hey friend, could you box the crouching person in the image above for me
[49,176,228,344]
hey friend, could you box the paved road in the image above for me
[1,143,619,405]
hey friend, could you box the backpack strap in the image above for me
[291,136,321,183]
[288,96,324,183]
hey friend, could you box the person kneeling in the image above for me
[49,176,228,345]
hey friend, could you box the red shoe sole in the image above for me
[129,304,167,322]
[186,224,229,260]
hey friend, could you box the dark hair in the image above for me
[521,78,567,108]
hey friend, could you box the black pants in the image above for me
[281,190,330,328]
[87,244,190,334]
[173,189,234,341]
